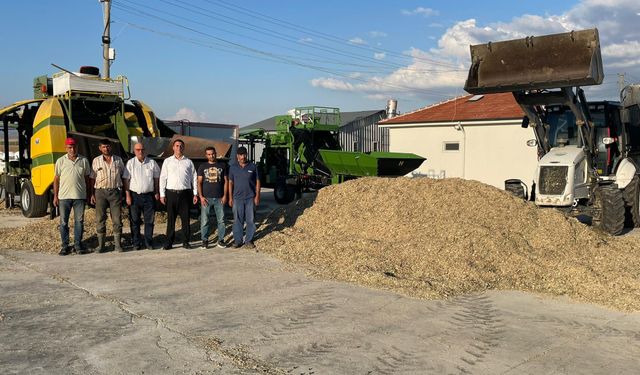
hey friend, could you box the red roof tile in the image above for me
[380,92,524,125]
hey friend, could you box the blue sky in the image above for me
[2,0,639,126]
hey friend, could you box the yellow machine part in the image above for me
[30,98,67,195]
[0,99,45,117]
[124,111,144,137]
[133,100,159,137]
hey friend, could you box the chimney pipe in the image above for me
[386,99,398,119]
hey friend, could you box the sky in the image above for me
[1,0,640,127]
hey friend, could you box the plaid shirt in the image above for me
[91,154,125,189]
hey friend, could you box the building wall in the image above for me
[387,122,539,189]
[340,112,389,152]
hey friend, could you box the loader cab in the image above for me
[546,101,622,175]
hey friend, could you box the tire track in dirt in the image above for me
[446,294,503,373]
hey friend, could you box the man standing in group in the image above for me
[197,146,228,249]
[53,137,92,255]
[90,138,126,253]
[228,146,260,249]
[159,139,198,250]
[123,142,160,250]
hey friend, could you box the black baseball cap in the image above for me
[237,146,248,154]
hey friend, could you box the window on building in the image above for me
[353,141,358,151]
[443,142,460,152]
[372,141,378,152]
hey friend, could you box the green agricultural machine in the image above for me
[241,106,426,203]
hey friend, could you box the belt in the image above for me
[96,187,121,191]
[166,189,190,193]
[132,191,155,195]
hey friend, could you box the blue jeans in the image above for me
[232,198,255,244]
[130,192,156,246]
[200,197,225,242]
[59,199,85,249]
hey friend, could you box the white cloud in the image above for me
[349,37,367,45]
[402,7,439,17]
[374,52,386,60]
[369,31,388,38]
[299,37,313,43]
[172,107,207,122]
[312,0,640,101]
[311,78,354,91]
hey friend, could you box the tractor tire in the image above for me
[622,176,640,228]
[505,179,527,200]
[592,185,625,235]
[274,180,295,204]
[20,180,49,218]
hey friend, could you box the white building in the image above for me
[379,93,539,190]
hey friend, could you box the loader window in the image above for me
[547,111,578,147]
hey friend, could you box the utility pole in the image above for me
[617,73,626,94]
[101,0,111,79]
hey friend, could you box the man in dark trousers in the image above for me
[90,138,126,253]
[159,139,198,250]
[197,146,228,249]
[123,142,161,250]
[228,146,260,249]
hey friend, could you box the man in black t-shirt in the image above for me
[197,147,229,249]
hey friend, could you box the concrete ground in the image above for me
[1,190,639,374]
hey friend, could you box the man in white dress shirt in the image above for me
[159,139,198,250]
[123,143,160,250]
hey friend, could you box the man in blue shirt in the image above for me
[228,146,260,249]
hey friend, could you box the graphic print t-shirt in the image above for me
[197,161,227,198]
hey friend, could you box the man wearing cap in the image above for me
[123,142,161,250]
[159,139,198,250]
[53,137,92,255]
[228,146,260,249]
[90,138,126,252]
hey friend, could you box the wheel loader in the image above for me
[0,68,231,218]
[464,28,640,235]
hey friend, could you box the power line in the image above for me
[121,0,462,75]
[204,0,460,69]
[111,2,462,98]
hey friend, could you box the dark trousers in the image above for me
[95,188,122,235]
[130,192,156,246]
[165,189,191,246]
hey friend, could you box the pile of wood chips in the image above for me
[0,208,173,253]
[257,177,640,312]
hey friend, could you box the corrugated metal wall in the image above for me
[339,112,389,152]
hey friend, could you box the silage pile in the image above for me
[257,177,640,311]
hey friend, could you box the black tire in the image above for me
[274,180,295,204]
[592,185,625,235]
[505,179,526,200]
[20,180,49,218]
[622,176,640,228]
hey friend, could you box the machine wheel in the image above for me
[505,179,527,200]
[274,180,295,204]
[592,185,625,235]
[622,176,640,228]
[20,180,49,218]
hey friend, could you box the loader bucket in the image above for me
[319,150,425,178]
[464,29,603,94]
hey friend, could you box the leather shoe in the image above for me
[183,243,192,249]
[163,244,172,250]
